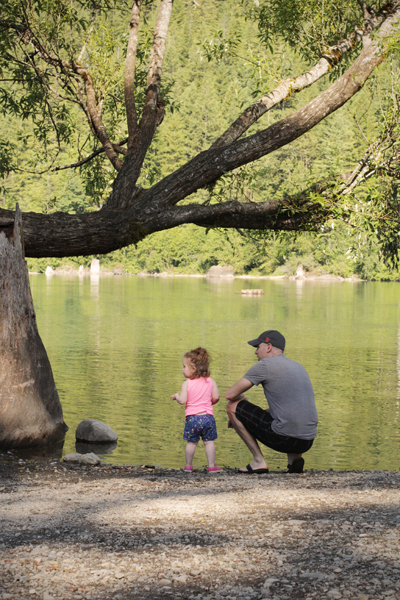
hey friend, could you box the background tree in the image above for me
[0,0,399,263]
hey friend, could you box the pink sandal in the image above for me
[208,465,223,473]
[184,465,193,472]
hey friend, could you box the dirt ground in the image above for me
[1,453,400,600]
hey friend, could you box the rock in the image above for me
[80,452,101,465]
[240,289,264,295]
[43,593,54,600]
[75,441,117,455]
[63,453,81,463]
[90,259,100,275]
[299,571,327,581]
[206,265,234,278]
[159,579,172,585]
[63,452,101,465]
[75,420,117,443]
[295,264,305,278]
[327,590,342,599]
[263,577,279,587]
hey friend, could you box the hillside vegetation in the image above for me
[2,0,398,280]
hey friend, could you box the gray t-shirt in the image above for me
[244,354,318,440]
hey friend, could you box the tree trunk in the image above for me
[0,206,67,449]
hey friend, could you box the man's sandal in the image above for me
[238,464,269,474]
[286,457,305,474]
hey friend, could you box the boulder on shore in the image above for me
[63,452,101,465]
[206,265,234,278]
[75,419,118,443]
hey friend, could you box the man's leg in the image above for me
[287,453,304,473]
[227,400,268,471]
[287,452,302,465]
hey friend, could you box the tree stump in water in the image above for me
[0,206,66,449]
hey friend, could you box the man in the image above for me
[225,330,318,474]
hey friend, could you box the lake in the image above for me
[29,274,400,471]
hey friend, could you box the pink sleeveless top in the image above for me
[185,377,214,417]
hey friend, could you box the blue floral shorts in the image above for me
[183,414,218,443]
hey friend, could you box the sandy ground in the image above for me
[1,455,399,600]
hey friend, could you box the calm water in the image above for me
[29,275,400,471]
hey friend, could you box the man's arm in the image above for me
[225,377,253,402]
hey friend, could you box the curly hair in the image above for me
[184,347,211,379]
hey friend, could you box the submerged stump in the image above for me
[0,206,66,449]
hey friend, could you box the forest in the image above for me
[1,0,400,280]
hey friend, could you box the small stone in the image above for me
[263,577,279,587]
[63,453,81,463]
[43,593,54,600]
[159,579,172,585]
[80,453,101,465]
[327,591,342,599]
[190,569,201,576]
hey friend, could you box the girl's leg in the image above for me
[185,441,198,466]
[204,440,216,468]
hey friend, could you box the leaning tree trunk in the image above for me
[0,205,67,449]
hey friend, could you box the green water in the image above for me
[29,274,400,471]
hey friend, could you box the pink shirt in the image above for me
[185,377,214,417]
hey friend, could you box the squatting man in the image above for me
[225,330,318,474]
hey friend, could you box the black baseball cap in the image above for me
[247,330,285,351]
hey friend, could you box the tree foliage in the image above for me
[0,0,399,266]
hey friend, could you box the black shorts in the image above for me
[235,400,314,455]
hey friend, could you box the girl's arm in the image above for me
[211,379,220,405]
[171,380,188,405]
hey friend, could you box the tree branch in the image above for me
[140,0,173,130]
[104,0,173,210]
[76,68,123,171]
[125,0,142,144]
[213,34,361,149]
[139,5,399,212]
[213,2,394,148]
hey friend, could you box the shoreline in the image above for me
[1,456,399,600]
[28,269,364,283]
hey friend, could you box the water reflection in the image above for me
[28,275,400,470]
[11,440,65,461]
[75,441,117,455]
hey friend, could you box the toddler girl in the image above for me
[171,347,222,472]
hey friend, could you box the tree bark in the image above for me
[0,206,67,449]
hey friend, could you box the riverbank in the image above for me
[29,268,362,282]
[1,456,399,600]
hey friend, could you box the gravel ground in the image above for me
[1,454,400,600]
